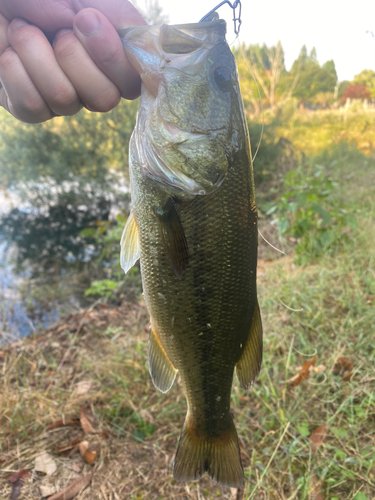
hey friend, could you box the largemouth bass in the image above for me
[119,18,262,488]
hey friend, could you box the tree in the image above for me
[322,60,338,81]
[342,84,371,102]
[352,69,375,99]
[235,41,298,113]
[291,46,336,106]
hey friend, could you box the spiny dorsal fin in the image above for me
[120,210,140,274]
[154,198,189,280]
[236,298,263,389]
[149,327,177,393]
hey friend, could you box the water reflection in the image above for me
[0,192,125,342]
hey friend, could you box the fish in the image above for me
[119,18,262,488]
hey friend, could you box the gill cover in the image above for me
[120,21,240,199]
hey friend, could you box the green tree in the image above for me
[352,69,375,99]
[291,46,336,106]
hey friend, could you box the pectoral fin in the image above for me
[154,198,189,280]
[236,299,263,389]
[149,327,177,393]
[120,210,140,274]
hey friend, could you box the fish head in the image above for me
[120,21,245,198]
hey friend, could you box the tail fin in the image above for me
[173,416,243,488]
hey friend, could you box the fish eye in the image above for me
[213,66,232,92]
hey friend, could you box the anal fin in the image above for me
[236,298,263,389]
[154,198,188,280]
[149,327,177,393]
[120,210,140,274]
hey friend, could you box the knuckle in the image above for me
[10,24,41,49]
[0,48,17,73]
[49,83,79,113]
[92,90,120,113]
[54,33,80,63]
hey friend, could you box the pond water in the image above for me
[0,186,128,343]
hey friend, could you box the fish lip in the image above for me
[118,19,226,40]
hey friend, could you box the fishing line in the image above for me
[278,298,303,312]
[237,40,265,163]
[258,229,286,255]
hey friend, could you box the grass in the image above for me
[0,144,374,499]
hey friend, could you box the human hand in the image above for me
[0,0,147,123]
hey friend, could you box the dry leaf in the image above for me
[71,462,82,473]
[314,364,326,374]
[34,452,57,476]
[8,469,30,483]
[47,474,93,500]
[309,474,324,500]
[79,441,89,457]
[333,357,354,382]
[309,425,327,452]
[8,470,30,500]
[39,483,56,497]
[75,381,92,395]
[333,356,354,373]
[139,408,154,424]
[80,406,95,435]
[46,418,80,431]
[56,437,83,456]
[79,441,97,465]
[83,449,97,465]
[287,355,317,387]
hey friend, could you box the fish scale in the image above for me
[120,19,262,487]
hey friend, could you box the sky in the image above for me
[139,0,375,81]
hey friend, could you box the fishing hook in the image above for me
[199,0,242,35]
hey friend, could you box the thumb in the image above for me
[73,7,144,100]
[72,0,146,30]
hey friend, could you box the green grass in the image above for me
[1,142,374,498]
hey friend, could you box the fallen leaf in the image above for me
[75,381,92,395]
[333,356,354,373]
[286,355,317,387]
[39,483,56,497]
[56,437,83,455]
[309,474,324,500]
[47,474,93,500]
[314,364,326,374]
[34,452,57,476]
[333,357,354,382]
[8,469,30,483]
[8,470,30,500]
[79,441,97,465]
[80,406,95,435]
[46,418,80,431]
[78,441,89,456]
[0,455,14,463]
[10,481,23,500]
[342,371,352,381]
[71,462,82,473]
[309,425,327,452]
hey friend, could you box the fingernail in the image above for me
[53,28,73,46]
[75,11,100,36]
[9,18,29,31]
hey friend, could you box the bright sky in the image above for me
[139,0,375,82]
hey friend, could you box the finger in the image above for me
[54,29,121,112]
[0,46,52,122]
[0,12,9,54]
[7,18,82,116]
[74,8,141,100]
[72,0,146,30]
[0,0,75,32]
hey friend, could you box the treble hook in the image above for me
[199,0,242,35]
